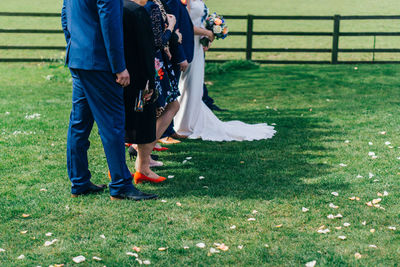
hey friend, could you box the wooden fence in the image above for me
[1,12,400,64]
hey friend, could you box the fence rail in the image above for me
[1,12,400,64]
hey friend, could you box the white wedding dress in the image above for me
[174,0,276,141]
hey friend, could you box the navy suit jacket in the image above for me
[166,0,194,64]
[61,0,126,74]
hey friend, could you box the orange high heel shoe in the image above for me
[134,172,166,184]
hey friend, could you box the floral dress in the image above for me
[144,1,180,114]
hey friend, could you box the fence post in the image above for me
[331,14,341,64]
[246,14,254,61]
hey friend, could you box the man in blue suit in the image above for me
[163,0,194,139]
[62,0,157,201]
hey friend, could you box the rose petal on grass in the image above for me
[17,255,25,260]
[305,260,317,267]
[161,200,167,203]
[100,234,105,239]
[126,252,138,257]
[383,191,389,196]
[183,246,189,250]
[377,192,383,197]
[92,256,102,261]
[370,229,376,233]
[143,260,151,265]
[372,198,382,204]
[329,203,339,209]
[167,175,174,179]
[335,226,342,230]
[275,224,283,228]
[182,160,187,164]
[176,202,182,207]
[216,244,229,251]
[385,141,391,145]
[369,173,374,179]
[46,232,52,237]
[368,152,376,156]
[158,247,167,251]
[334,214,343,218]
[302,207,309,212]
[264,244,269,248]
[366,201,373,207]
[20,230,28,234]
[388,226,396,230]
[327,214,335,219]
[339,163,347,167]
[338,235,347,240]
[230,225,236,230]
[132,246,141,252]
[343,223,351,227]
[40,188,47,192]
[331,192,339,197]
[44,239,58,247]
[380,131,386,135]
[356,175,363,178]
[354,253,362,259]
[248,218,256,221]
[0,248,5,252]
[369,142,373,145]
[199,176,205,180]
[369,244,377,249]
[345,140,350,143]
[238,245,243,249]
[196,243,206,248]
[317,229,330,234]
[186,157,192,160]
[252,210,258,214]
[22,214,30,218]
[362,221,367,225]
[72,256,85,263]
[209,248,219,254]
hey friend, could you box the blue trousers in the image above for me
[67,69,134,196]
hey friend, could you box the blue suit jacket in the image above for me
[166,0,194,64]
[61,0,126,74]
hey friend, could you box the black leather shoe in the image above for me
[71,183,107,197]
[110,188,158,201]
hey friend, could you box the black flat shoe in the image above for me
[71,183,107,197]
[128,146,159,161]
[110,188,158,201]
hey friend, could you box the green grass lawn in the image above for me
[1,62,400,266]
[1,0,400,61]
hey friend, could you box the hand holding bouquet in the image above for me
[200,12,229,47]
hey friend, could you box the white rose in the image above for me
[213,25,222,34]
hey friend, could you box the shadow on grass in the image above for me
[148,108,347,201]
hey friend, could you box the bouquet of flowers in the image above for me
[200,12,229,47]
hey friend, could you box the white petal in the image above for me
[317,229,330,234]
[362,221,367,225]
[334,214,343,218]
[72,256,85,263]
[372,198,382,204]
[45,232,52,237]
[209,248,219,254]
[230,225,236,230]
[182,160,187,164]
[100,234,106,239]
[343,223,350,227]
[331,192,339,197]
[383,191,389,196]
[385,141,391,145]
[186,157,192,160]
[237,245,243,249]
[17,255,25,260]
[305,260,317,267]
[167,175,174,179]
[356,175,363,178]
[369,142,373,145]
[183,246,189,250]
[327,214,335,219]
[369,173,374,178]
[338,235,346,240]
[196,243,206,248]
[344,140,350,143]
[93,256,102,261]
[354,253,362,259]
[302,207,309,212]
[199,176,205,180]
[369,244,377,248]
[329,203,339,209]
[161,200,167,203]
[247,218,256,221]
[40,188,48,192]
[143,260,151,265]
[252,210,258,214]
[0,248,5,252]
[380,131,386,135]
[339,163,347,167]
[126,252,138,257]
[368,152,375,156]
[388,226,397,230]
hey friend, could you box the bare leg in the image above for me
[136,142,159,179]
[156,100,180,140]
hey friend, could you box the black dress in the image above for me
[123,0,156,144]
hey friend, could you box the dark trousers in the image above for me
[67,69,134,196]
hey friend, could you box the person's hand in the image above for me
[207,30,215,42]
[175,29,183,44]
[116,69,130,87]
[179,60,189,72]
[164,47,172,60]
[143,89,153,102]
[167,14,176,30]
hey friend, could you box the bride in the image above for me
[174,0,276,142]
